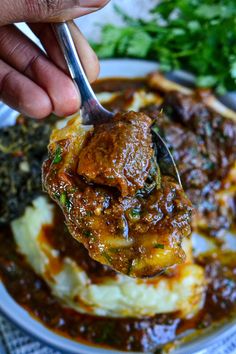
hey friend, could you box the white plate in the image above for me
[0,59,236,354]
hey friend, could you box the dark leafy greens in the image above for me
[92,0,236,94]
[0,118,54,224]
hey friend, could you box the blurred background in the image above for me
[77,0,157,40]
[77,0,235,96]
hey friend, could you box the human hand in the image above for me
[0,0,110,118]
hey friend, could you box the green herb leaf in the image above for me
[130,207,141,218]
[83,230,93,238]
[102,251,112,264]
[59,192,71,210]
[126,31,152,58]
[154,243,165,249]
[60,192,67,205]
[92,0,236,93]
[196,75,218,88]
[53,146,62,164]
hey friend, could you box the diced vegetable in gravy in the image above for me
[43,111,192,277]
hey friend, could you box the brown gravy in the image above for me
[0,217,235,352]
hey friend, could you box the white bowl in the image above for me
[0,59,236,354]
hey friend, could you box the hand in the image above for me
[0,0,110,118]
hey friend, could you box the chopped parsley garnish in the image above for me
[59,192,71,210]
[130,208,140,217]
[92,1,236,94]
[102,251,112,264]
[154,243,165,249]
[83,230,93,238]
[197,321,208,329]
[127,261,133,276]
[52,146,62,164]
[128,207,141,220]
[86,211,93,217]
[54,192,60,200]
[109,247,119,254]
[59,192,67,205]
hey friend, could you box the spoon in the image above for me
[53,22,182,187]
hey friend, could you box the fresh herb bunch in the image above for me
[92,0,236,94]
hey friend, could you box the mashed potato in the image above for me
[12,197,206,318]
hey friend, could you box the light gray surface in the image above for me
[76,0,158,41]
[0,315,59,354]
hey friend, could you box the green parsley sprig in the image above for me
[92,0,236,94]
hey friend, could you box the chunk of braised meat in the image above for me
[141,104,210,203]
[162,92,236,235]
[197,252,236,320]
[163,92,236,181]
[43,113,193,278]
[78,112,153,197]
[141,94,236,236]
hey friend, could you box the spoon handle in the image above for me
[53,22,112,124]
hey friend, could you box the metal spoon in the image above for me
[53,22,112,125]
[53,22,182,186]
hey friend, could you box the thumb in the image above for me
[0,0,110,26]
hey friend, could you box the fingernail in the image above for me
[61,0,81,9]
[52,1,103,21]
